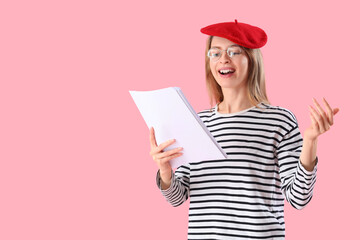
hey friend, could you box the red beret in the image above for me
[200,20,267,49]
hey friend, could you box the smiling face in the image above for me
[209,36,249,90]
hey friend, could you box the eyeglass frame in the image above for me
[207,45,244,62]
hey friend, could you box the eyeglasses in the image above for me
[207,46,243,62]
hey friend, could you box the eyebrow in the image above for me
[210,44,240,49]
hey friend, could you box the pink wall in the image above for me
[1,0,358,239]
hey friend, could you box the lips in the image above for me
[218,67,235,78]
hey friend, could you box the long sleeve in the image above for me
[276,123,318,210]
[153,104,320,239]
[156,164,190,207]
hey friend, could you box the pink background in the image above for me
[1,0,358,239]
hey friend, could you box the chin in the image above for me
[220,85,238,90]
[216,80,243,89]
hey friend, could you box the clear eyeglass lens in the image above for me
[208,49,221,61]
[208,47,242,61]
[227,47,242,58]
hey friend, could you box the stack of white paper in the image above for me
[129,87,227,168]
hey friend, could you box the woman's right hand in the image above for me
[149,127,183,189]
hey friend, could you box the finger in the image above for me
[157,147,183,159]
[313,98,330,124]
[149,127,158,148]
[313,106,330,132]
[150,138,176,157]
[156,138,176,152]
[309,109,318,128]
[313,98,332,130]
[159,152,183,164]
[309,107,320,132]
[309,105,326,133]
[154,151,183,164]
[322,98,334,125]
[322,99,340,116]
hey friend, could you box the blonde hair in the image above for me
[205,36,270,108]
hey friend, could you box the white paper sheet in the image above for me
[129,87,227,168]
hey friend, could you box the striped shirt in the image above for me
[156,102,318,239]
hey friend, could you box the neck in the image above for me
[218,87,254,114]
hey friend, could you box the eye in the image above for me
[228,47,242,57]
[208,49,221,58]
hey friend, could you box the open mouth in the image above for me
[218,69,235,76]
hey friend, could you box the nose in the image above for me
[219,50,230,63]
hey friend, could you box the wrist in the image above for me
[303,134,317,143]
[160,171,172,189]
[300,137,318,171]
[303,130,319,143]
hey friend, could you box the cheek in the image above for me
[237,57,249,75]
[209,63,217,76]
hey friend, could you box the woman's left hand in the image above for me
[304,97,340,141]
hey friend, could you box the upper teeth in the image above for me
[220,69,234,74]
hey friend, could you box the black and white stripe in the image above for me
[157,102,318,239]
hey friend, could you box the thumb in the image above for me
[333,108,340,115]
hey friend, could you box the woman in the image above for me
[149,20,339,239]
